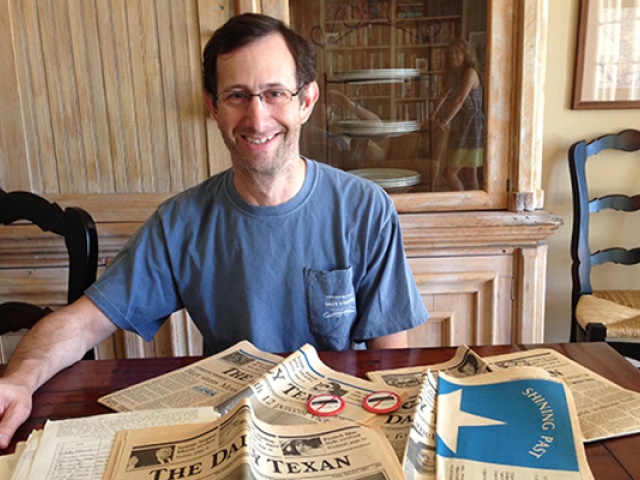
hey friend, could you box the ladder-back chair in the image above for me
[568,129,640,361]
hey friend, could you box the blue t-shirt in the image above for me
[86,159,428,354]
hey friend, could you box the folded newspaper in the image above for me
[368,348,595,479]
[103,399,406,479]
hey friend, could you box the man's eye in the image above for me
[228,91,248,100]
[265,89,285,99]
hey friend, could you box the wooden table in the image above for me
[2,342,639,479]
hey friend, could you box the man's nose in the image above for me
[244,95,270,127]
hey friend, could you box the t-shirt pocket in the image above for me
[304,266,357,350]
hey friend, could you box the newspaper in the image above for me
[367,347,599,479]
[0,447,20,479]
[103,399,405,480]
[101,342,409,428]
[366,346,492,461]
[221,343,408,427]
[7,407,218,480]
[432,367,593,480]
[371,360,593,479]
[99,340,284,412]
[5,343,622,479]
[486,348,640,442]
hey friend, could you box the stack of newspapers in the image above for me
[5,339,640,479]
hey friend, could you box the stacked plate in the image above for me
[348,168,422,190]
[335,68,420,83]
[338,120,419,137]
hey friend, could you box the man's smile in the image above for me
[244,133,278,145]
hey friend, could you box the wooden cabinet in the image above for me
[0,0,559,359]
[401,210,559,348]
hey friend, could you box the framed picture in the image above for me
[572,0,640,109]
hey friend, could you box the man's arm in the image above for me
[366,329,409,349]
[0,295,118,449]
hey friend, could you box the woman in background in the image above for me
[432,39,484,191]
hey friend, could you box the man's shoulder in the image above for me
[157,170,230,216]
[311,160,388,200]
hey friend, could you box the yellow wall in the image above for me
[543,0,640,341]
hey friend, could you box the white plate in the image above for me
[338,120,419,137]
[335,68,420,82]
[348,168,421,188]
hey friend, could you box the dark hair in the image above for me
[202,13,317,100]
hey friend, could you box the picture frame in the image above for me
[572,0,640,109]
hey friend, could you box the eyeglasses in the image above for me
[214,86,305,108]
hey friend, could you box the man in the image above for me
[0,13,427,449]
[405,439,436,478]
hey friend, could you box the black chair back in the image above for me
[0,189,98,358]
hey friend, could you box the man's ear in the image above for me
[300,81,320,124]
[204,91,218,121]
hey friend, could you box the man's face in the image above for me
[156,448,172,460]
[415,446,435,473]
[208,33,318,179]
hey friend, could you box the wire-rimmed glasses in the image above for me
[215,86,305,108]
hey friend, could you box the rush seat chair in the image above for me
[568,129,640,361]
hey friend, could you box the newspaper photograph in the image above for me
[487,348,640,442]
[433,367,593,480]
[98,340,284,412]
[103,399,405,480]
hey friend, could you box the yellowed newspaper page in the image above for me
[98,340,283,412]
[8,431,41,480]
[13,408,218,480]
[1,441,26,480]
[104,399,405,480]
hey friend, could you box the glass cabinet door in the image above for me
[291,0,488,196]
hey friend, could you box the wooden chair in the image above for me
[0,189,98,360]
[568,129,640,361]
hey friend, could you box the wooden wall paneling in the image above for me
[99,0,141,193]
[233,0,259,14]
[8,0,59,192]
[231,0,287,21]
[71,0,114,193]
[260,0,289,21]
[43,2,84,193]
[200,0,233,178]
[3,0,216,200]
[95,311,203,360]
[0,268,67,307]
[0,1,29,190]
